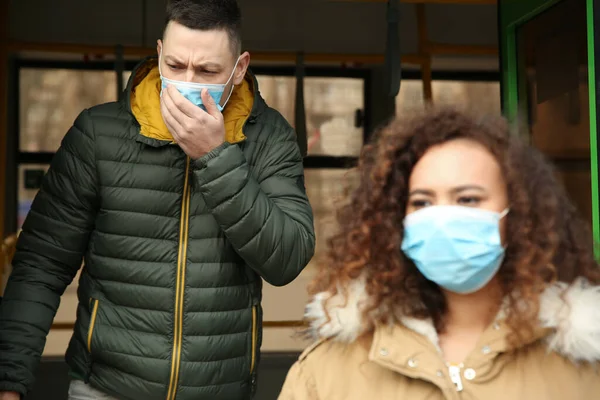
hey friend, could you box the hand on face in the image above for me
[160,85,226,159]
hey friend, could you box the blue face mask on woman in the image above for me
[401,205,509,294]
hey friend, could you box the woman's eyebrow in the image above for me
[408,189,434,197]
[451,185,486,194]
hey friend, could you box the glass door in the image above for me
[499,0,600,248]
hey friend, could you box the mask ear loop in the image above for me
[219,56,242,109]
[158,49,166,98]
[158,48,164,76]
[498,208,510,250]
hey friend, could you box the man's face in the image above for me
[157,21,249,87]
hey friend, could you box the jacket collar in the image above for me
[124,56,267,119]
[123,56,267,147]
[305,276,600,363]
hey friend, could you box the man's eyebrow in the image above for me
[194,62,223,69]
[164,55,184,63]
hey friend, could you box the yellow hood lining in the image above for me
[130,60,253,144]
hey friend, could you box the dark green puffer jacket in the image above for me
[0,58,315,400]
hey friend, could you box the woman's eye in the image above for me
[168,64,180,70]
[457,196,480,206]
[410,199,430,208]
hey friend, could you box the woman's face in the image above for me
[406,138,509,239]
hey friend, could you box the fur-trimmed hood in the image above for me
[305,276,600,363]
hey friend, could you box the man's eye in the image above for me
[168,64,181,70]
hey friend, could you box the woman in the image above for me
[279,108,600,399]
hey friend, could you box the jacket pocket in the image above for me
[87,298,100,354]
[250,305,258,374]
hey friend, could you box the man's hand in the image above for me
[0,391,20,400]
[160,85,226,159]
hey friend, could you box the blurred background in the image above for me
[1,0,597,398]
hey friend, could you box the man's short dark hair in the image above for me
[164,0,242,55]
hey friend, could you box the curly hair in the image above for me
[309,107,600,346]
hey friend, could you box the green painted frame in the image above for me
[499,0,600,251]
[587,0,599,252]
[499,0,562,121]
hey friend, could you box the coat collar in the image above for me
[124,56,267,148]
[305,276,600,363]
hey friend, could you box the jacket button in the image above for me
[464,368,476,380]
[379,348,389,356]
[482,345,491,354]
[407,358,418,368]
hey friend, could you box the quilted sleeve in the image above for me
[193,127,315,286]
[0,109,99,396]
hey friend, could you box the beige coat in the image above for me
[279,278,600,399]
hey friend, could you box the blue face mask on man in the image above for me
[158,50,240,112]
[401,205,509,294]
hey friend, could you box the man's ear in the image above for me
[233,52,251,85]
[156,39,163,57]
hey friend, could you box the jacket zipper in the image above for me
[166,157,192,400]
[250,306,258,374]
[447,364,464,392]
[87,298,99,353]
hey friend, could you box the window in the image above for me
[256,75,365,157]
[305,77,364,157]
[304,168,360,268]
[433,80,501,115]
[396,77,501,116]
[396,79,427,114]
[254,76,296,124]
[19,68,118,152]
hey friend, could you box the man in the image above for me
[0,0,315,399]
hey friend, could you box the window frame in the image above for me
[400,69,500,82]
[251,65,372,169]
[14,59,140,165]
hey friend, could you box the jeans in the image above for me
[68,380,120,400]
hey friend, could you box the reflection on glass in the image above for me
[255,76,296,125]
[256,76,364,157]
[19,69,118,152]
[556,170,592,223]
[396,79,501,116]
[516,0,590,222]
[18,164,49,229]
[304,168,359,269]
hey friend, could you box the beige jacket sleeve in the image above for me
[278,361,319,400]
